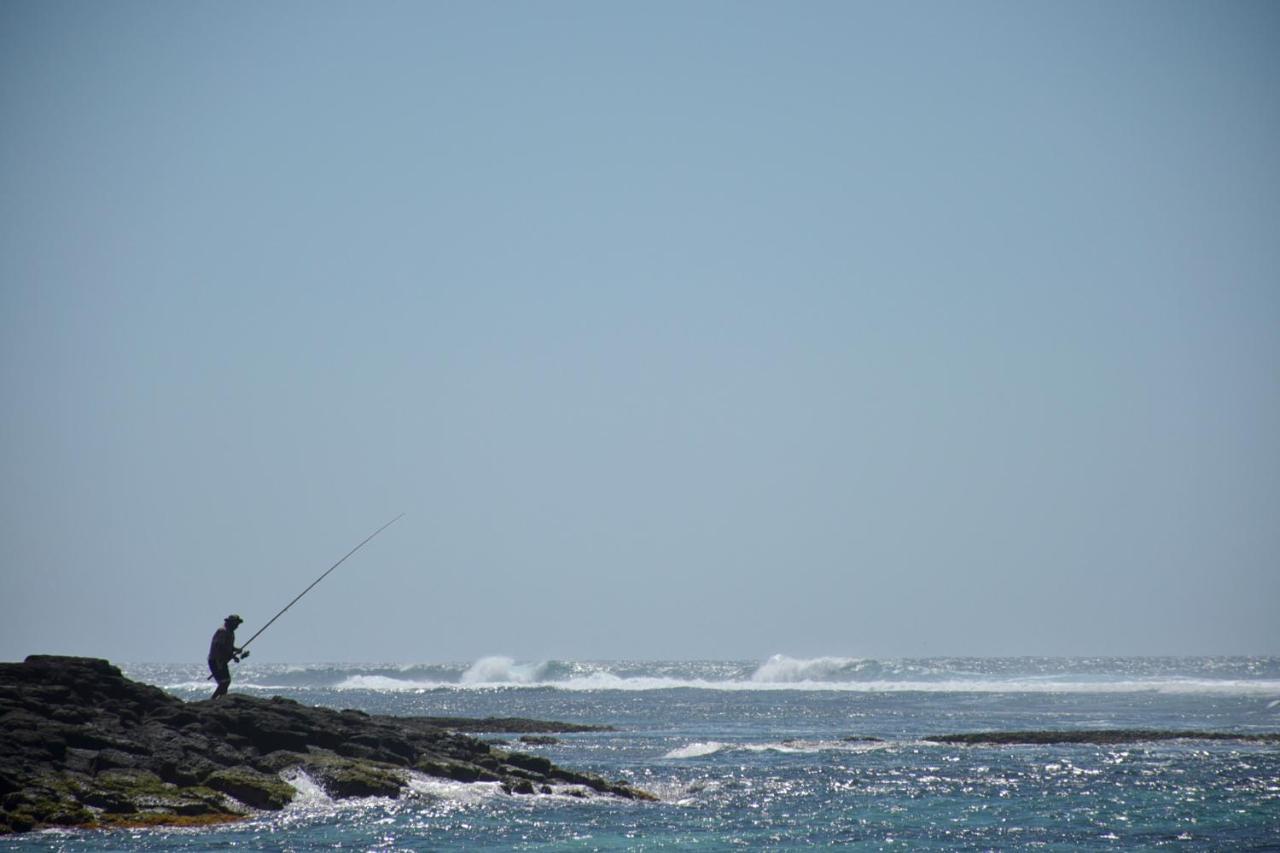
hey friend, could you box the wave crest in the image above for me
[153,656,1280,697]
[461,656,555,685]
[663,741,729,759]
[751,654,877,683]
[664,738,894,759]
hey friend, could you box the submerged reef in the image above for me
[0,655,652,835]
[925,730,1280,746]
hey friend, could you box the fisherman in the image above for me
[208,614,249,699]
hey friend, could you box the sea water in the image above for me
[6,657,1279,850]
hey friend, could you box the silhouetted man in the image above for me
[208,614,248,699]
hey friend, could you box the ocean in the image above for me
[7,656,1280,850]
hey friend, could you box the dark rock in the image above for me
[924,729,1280,746]
[49,706,95,724]
[91,749,139,772]
[0,655,654,835]
[64,748,97,775]
[78,788,138,813]
[502,752,554,776]
[414,757,496,784]
[92,768,229,819]
[519,735,561,746]
[2,714,67,760]
[205,767,295,810]
[307,759,405,799]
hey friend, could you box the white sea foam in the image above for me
[460,656,550,684]
[751,654,869,682]
[282,768,508,810]
[664,739,895,759]
[664,741,730,759]
[403,773,613,804]
[170,673,1280,696]
[159,656,1280,697]
[405,773,505,803]
[322,674,1280,696]
[282,769,334,808]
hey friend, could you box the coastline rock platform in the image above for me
[0,655,653,835]
[924,729,1280,746]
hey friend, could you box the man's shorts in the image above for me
[208,657,230,684]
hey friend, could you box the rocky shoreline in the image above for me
[0,655,652,835]
[5,656,1276,837]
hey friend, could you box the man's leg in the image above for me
[209,659,230,699]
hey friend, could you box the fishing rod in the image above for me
[239,513,404,652]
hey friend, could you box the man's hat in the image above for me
[225,614,243,626]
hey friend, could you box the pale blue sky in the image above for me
[2,1,1277,662]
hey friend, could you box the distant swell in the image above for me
[148,655,1280,697]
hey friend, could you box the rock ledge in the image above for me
[924,729,1280,746]
[0,655,652,835]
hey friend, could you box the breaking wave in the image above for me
[663,739,896,759]
[143,655,1280,697]
[461,656,556,685]
[752,654,889,683]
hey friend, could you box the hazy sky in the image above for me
[2,1,1277,663]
